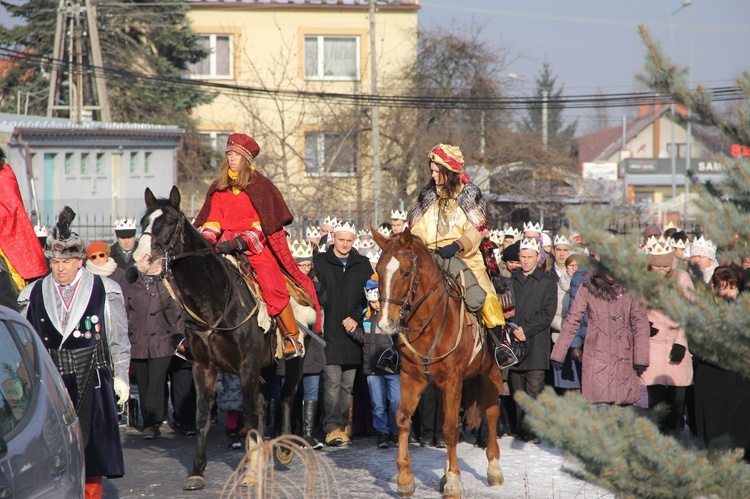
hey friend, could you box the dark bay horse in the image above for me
[133,186,304,490]
[372,228,505,498]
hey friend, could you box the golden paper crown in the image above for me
[290,240,314,259]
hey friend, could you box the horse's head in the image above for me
[133,186,183,276]
[372,227,422,334]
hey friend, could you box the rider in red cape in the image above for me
[193,133,321,358]
[0,151,48,290]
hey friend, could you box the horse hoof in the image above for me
[397,479,415,497]
[487,466,504,486]
[275,445,294,465]
[183,475,206,491]
[440,472,461,498]
[242,471,258,488]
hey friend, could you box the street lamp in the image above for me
[669,0,692,200]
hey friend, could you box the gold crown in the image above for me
[391,209,407,221]
[290,240,314,259]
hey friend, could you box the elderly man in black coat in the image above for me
[507,238,557,443]
[312,222,371,447]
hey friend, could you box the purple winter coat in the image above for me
[124,275,185,359]
[551,274,650,405]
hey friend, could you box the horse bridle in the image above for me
[379,248,465,378]
[142,211,256,332]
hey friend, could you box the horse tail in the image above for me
[461,375,484,431]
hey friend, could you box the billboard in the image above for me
[582,162,618,180]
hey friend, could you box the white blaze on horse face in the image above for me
[378,254,401,332]
[133,209,162,274]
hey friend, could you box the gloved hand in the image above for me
[569,347,583,363]
[113,377,130,405]
[216,236,249,255]
[437,242,461,259]
[125,265,139,284]
[550,360,563,370]
[669,344,686,363]
[634,365,648,376]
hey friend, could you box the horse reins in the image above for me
[380,249,466,379]
[144,213,258,332]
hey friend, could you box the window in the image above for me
[304,36,359,80]
[81,153,90,175]
[144,152,152,175]
[129,152,137,174]
[186,34,233,79]
[199,131,233,168]
[635,192,654,204]
[64,153,73,175]
[667,143,688,159]
[96,153,104,175]
[0,320,35,436]
[304,131,359,176]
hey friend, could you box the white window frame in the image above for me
[186,34,234,80]
[304,35,360,81]
[304,131,359,177]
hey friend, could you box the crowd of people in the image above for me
[2,135,749,497]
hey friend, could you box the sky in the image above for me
[417,0,750,129]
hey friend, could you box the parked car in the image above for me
[0,305,85,498]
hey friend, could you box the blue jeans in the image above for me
[367,374,401,434]
[301,374,320,401]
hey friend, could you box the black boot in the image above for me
[265,398,280,438]
[490,327,518,369]
[302,400,324,450]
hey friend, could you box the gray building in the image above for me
[0,113,183,240]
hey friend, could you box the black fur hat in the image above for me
[45,206,86,259]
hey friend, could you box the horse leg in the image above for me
[396,373,426,497]
[276,356,302,465]
[184,358,217,491]
[484,367,504,487]
[437,377,463,498]
[239,354,263,488]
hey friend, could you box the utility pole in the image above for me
[47,0,111,122]
[369,0,381,227]
[542,89,549,149]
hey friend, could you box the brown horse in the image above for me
[372,228,505,498]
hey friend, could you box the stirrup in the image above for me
[282,335,303,359]
[494,344,518,369]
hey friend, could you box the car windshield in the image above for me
[0,321,35,437]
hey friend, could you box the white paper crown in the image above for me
[359,239,375,250]
[690,235,717,259]
[519,238,540,253]
[34,224,48,238]
[523,221,543,234]
[503,226,519,239]
[663,221,680,232]
[358,229,373,238]
[377,226,392,237]
[306,226,322,238]
[489,229,503,245]
[322,216,338,227]
[365,286,380,302]
[114,218,136,230]
[667,236,687,249]
[367,248,381,265]
[553,234,571,247]
[333,221,357,235]
[352,239,361,250]
[645,236,672,256]
[391,209,407,221]
[290,240,314,259]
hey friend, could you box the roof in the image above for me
[186,0,419,8]
[0,113,184,137]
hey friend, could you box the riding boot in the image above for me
[302,400,324,450]
[275,303,303,359]
[490,326,518,369]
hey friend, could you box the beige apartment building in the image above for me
[185,0,419,231]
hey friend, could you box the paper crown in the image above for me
[364,278,380,302]
[333,221,356,235]
[570,232,583,244]
[663,221,680,232]
[553,234,571,247]
[690,235,717,260]
[519,238,540,253]
[488,229,503,245]
[290,240,314,260]
[377,226,392,237]
[668,236,688,249]
[359,239,375,250]
[390,209,407,221]
[114,218,136,231]
[352,239,361,250]
[523,221,543,234]
[358,229,373,238]
[645,236,672,256]
[503,226,519,239]
[322,216,338,228]
[34,224,48,238]
[305,226,322,239]
[367,248,381,265]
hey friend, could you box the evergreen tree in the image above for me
[0,0,213,124]
[523,61,578,157]
[516,26,750,497]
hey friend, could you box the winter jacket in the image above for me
[313,246,371,365]
[302,276,328,375]
[508,266,557,371]
[350,307,400,376]
[548,265,572,336]
[640,269,695,387]
[216,372,243,413]
[567,270,589,349]
[124,274,185,359]
[551,274,650,405]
